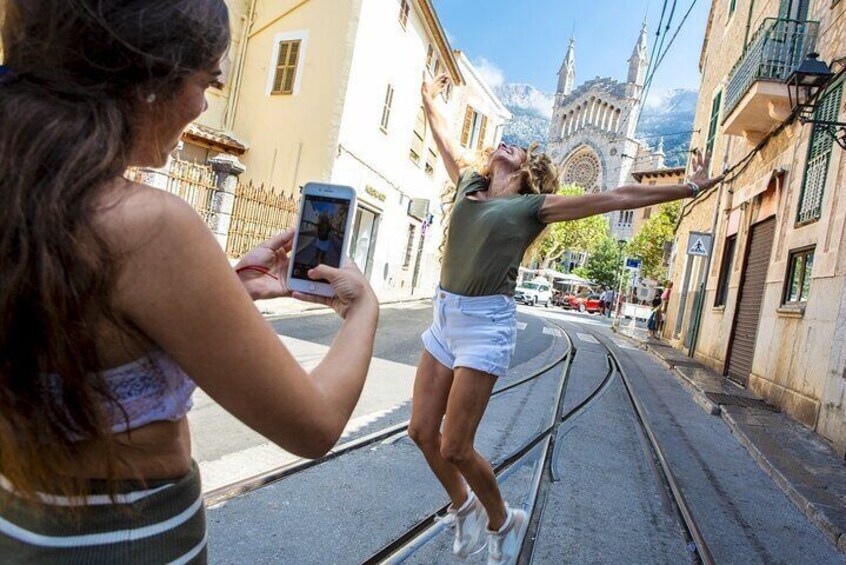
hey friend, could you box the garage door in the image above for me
[726,218,776,385]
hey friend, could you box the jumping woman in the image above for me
[0,2,378,563]
[410,74,723,565]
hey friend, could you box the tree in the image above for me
[628,201,681,281]
[533,185,609,269]
[581,236,626,289]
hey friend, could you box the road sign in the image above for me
[687,232,713,257]
[625,258,641,270]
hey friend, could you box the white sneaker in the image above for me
[486,507,528,565]
[448,491,488,558]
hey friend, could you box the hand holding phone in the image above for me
[287,183,357,297]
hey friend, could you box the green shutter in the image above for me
[798,82,843,224]
[706,90,722,159]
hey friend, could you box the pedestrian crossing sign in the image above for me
[687,232,713,257]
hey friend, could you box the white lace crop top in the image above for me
[47,351,196,437]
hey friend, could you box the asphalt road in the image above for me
[203,306,844,564]
[188,301,555,492]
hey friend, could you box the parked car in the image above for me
[514,280,552,307]
[567,293,602,313]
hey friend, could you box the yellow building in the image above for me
[666,0,846,453]
[175,0,509,295]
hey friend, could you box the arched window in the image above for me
[562,147,602,192]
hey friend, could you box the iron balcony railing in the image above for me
[723,18,820,120]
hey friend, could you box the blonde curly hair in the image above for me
[480,142,559,195]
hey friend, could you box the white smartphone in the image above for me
[288,182,357,297]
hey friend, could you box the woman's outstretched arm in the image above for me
[539,150,724,224]
[107,186,379,459]
[422,73,466,184]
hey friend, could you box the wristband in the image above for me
[686,181,701,198]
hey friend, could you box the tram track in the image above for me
[362,317,714,565]
[204,318,572,508]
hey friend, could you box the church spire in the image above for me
[627,21,648,87]
[557,37,575,96]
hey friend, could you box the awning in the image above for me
[733,168,785,206]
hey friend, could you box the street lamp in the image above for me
[786,53,846,149]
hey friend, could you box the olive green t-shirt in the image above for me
[440,170,547,297]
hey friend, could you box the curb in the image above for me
[618,331,846,556]
[261,296,430,321]
[720,408,846,553]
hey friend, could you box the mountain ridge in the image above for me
[495,83,696,167]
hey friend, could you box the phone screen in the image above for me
[291,194,351,283]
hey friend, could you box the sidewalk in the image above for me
[254,287,430,317]
[616,326,846,554]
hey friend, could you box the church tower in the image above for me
[547,20,654,240]
[557,37,576,97]
[549,37,576,140]
[626,22,649,97]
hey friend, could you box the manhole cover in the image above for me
[705,393,779,411]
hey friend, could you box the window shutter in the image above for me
[461,106,474,147]
[272,40,301,95]
[706,90,722,159]
[798,81,842,223]
[380,84,394,130]
[477,115,488,150]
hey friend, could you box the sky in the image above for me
[432,0,711,105]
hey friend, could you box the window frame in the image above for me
[782,246,815,306]
[714,234,737,307]
[425,146,438,176]
[398,0,409,29]
[266,31,309,96]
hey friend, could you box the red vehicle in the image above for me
[566,293,602,313]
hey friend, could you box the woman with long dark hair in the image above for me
[0,2,378,562]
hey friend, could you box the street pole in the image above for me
[612,241,626,330]
[687,149,731,356]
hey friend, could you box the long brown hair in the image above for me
[0,0,229,501]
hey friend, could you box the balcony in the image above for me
[723,18,819,143]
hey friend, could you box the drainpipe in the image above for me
[743,0,756,49]
[224,0,259,131]
[688,137,732,357]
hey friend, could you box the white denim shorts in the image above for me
[421,287,517,378]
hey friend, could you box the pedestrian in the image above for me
[410,73,724,565]
[606,289,616,318]
[647,295,663,338]
[599,288,608,316]
[314,212,337,264]
[0,2,379,563]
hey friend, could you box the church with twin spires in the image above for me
[548,23,667,240]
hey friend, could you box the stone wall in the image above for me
[668,0,846,453]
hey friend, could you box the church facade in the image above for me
[547,24,665,240]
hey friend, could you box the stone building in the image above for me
[664,0,846,455]
[547,25,666,240]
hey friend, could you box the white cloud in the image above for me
[644,87,670,109]
[473,57,505,90]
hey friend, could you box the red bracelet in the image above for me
[235,265,280,280]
